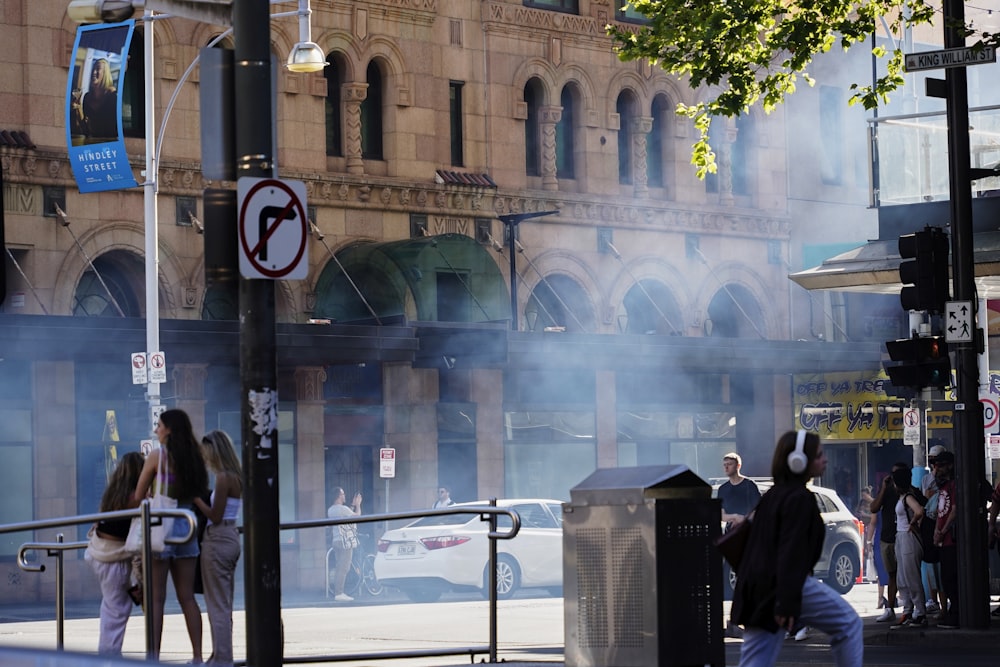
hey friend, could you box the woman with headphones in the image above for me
[730,430,863,667]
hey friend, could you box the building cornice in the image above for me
[2,147,789,241]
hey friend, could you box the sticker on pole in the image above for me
[238,177,309,280]
[380,448,396,479]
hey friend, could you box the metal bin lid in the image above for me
[568,465,711,505]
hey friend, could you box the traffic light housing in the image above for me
[898,227,950,313]
[883,336,951,389]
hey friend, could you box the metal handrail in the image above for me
[2,502,522,665]
[277,500,520,664]
[3,502,197,658]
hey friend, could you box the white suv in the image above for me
[713,480,863,595]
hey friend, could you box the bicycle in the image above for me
[326,531,384,599]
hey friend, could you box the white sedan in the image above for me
[374,499,564,602]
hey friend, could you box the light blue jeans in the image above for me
[739,576,863,667]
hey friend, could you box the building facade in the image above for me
[1,0,890,602]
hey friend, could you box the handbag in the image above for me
[125,449,177,553]
[714,513,753,570]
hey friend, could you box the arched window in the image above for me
[555,85,576,179]
[524,78,543,177]
[524,274,595,333]
[361,61,383,160]
[731,113,754,196]
[72,251,143,317]
[324,52,343,157]
[120,27,145,138]
[648,94,671,189]
[616,91,637,185]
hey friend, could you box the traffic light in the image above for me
[898,227,950,313]
[883,336,951,389]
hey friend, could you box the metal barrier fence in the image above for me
[1,501,197,655]
[1,501,522,665]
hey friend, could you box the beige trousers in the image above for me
[200,522,241,666]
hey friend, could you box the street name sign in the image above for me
[904,45,996,72]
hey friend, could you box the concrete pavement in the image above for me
[2,587,1000,665]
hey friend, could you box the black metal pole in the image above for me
[943,0,989,630]
[507,221,518,331]
[498,211,559,331]
[234,0,283,664]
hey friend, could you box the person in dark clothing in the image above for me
[869,461,908,622]
[731,430,862,667]
[718,452,762,528]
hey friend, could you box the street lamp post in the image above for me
[497,211,557,331]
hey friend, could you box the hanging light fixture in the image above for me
[286,0,326,73]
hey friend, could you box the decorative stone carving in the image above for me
[294,366,328,402]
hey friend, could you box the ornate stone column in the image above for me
[343,82,369,175]
[631,116,653,197]
[539,105,562,191]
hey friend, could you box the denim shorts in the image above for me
[154,503,200,560]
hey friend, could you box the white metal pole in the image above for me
[143,7,161,430]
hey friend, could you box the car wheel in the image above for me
[361,554,384,597]
[403,586,443,603]
[826,545,857,594]
[482,554,520,600]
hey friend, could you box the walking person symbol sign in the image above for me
[238,177,309,280]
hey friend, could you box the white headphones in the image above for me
[788,429,809,474]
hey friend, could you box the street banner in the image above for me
[65,20,138,193]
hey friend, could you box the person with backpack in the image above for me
[890,467,927,628]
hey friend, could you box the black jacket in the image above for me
[730,483,824,631]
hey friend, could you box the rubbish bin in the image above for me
[563,465,723,667]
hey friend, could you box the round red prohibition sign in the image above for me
[981,398,999,430]
[239,179,308,279]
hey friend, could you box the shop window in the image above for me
[0,362,32,558]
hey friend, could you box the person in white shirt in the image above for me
[327,487,362,601]
[433,486,455,508]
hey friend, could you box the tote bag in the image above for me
[125,449,177,553]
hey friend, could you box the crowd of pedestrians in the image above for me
[87,409,243,665]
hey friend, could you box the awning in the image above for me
[313,234,509,324]
[789,230,1000,297]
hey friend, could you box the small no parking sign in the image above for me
[380,448,396,479]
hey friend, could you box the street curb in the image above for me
[862,615,1000,647]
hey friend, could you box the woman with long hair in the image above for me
[731,430,863,667]
[134,408,209,663]
[86,451,144,655]
[194,430,243,666]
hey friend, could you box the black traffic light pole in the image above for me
[943,0,989,630]
[235,0,283,664]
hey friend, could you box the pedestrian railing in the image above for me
[1,501,522,665]
[2,501,197,656]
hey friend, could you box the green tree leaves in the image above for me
[608,0,939,176]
